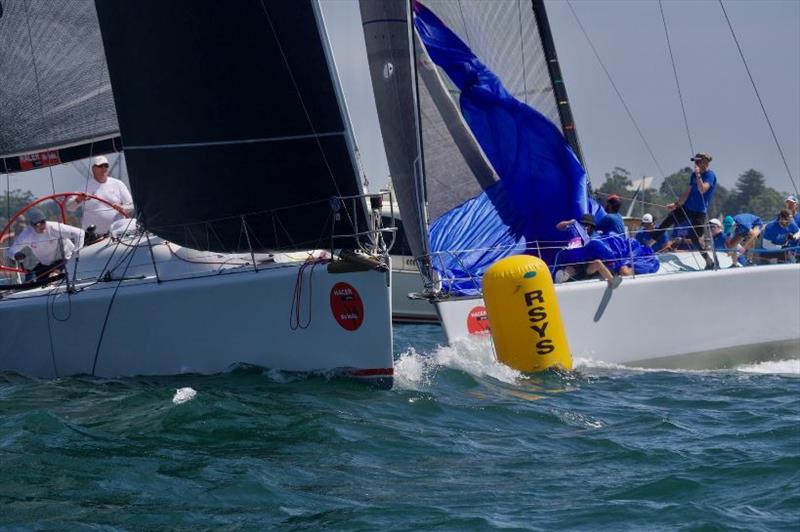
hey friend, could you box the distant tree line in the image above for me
[595,166,790,222]
[0,189,36,230]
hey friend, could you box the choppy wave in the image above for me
[1,325,798,530]
[394,336,520,390]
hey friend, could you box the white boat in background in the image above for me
[0,0,394,387]
[381,205,438,323]
[360,0,800,369]
[437,253,800,369]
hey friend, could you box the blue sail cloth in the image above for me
[414,2,591,294]
[428,181,527,296]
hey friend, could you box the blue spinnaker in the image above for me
[414,1,590,293]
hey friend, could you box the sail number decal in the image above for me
[19,150,61,170]
[330,282,364,331]
[466,305,490,335]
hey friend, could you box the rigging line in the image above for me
[565,0,668,181]
[517,0,529,107]
[90,232,144,376]
[658,0,694,156]
[718,0,798,196]
[44,279,65,378]
[256,0,354,227]
[456,0,474,50]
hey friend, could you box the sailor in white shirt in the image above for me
[69,155,134,235]
[8,208,84,279]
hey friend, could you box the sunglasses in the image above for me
[95,163,109,168]
[32,220,46,226]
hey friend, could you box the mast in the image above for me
[530,0,586,168]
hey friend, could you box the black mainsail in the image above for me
[95,0,369,253]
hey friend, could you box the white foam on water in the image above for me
[735,359,800,375]
[394,336,520,390]
[575,357,800,376]
[172,387,197,405]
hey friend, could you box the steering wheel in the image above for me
[0,192,129,274]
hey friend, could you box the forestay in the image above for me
[95,0,369,253]
[0,0,119,171]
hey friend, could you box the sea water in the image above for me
[1,324,798,530]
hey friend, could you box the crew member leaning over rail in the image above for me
[726,213,763,266]
[6,208,84,282]
[554,213,630,289]
[759,209,800,264]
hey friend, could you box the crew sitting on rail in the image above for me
[759,209,799,264]
[6,208,84,282]
[634,213,669,252]
[663,222,695,252]
[709,218,745,267]
[67,155,134,238]
[725,213,763,266]
[554,213,625,287]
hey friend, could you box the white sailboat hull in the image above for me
[0,239,394,387]
[436,263,800,369]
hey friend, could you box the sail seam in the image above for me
[124,131,346,150]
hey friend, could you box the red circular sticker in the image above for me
[466,305,490,335]
[330,282,365,331]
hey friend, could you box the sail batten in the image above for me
[124,131,348,151]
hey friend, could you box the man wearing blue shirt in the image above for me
[655,152,717,269]
[635,213,668,251]
[727,213,763,265]
[597,195,626,235]
[760,209,800,263]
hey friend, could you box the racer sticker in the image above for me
[466,305,490,335]
[330,282,364,331]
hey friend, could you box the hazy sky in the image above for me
[7,0,799,201]
[326,0,800,195]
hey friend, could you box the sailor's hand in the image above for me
[74,193,88,204]
[14,251,25,262]
[556,220,571,231]
[667,202,678,212]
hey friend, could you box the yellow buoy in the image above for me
[483,255,572,372]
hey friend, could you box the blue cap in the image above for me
[27,208,46,225]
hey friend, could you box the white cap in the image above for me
[709,218,722,228]
[641,213,654,224]
[786,195,798,204]
[91,155,109,166]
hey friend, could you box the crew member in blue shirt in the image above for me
[760,209,799,263]
[597,195,626,235]
[726,213,763,265]
[655,152,717,269]
[710,217,745,267]
[635,213,668,251]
